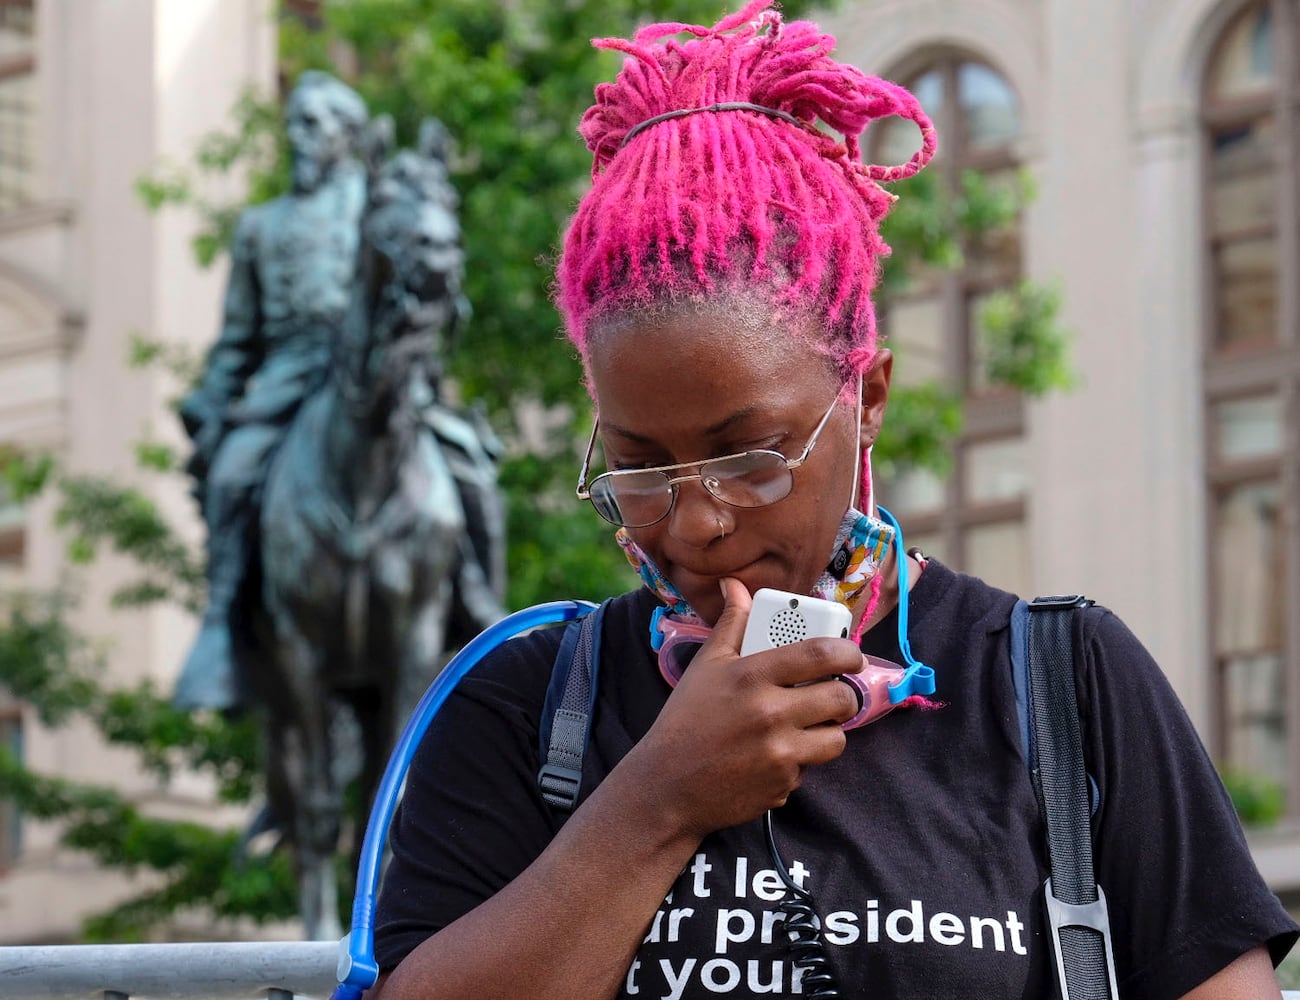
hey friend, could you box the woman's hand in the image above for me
[629,577,864,838]
[369,581,866,1000]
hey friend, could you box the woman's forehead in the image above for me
[586,308,840,432]
[587,300,830,373]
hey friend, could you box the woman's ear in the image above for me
[860,348,893,449]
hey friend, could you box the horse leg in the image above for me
[260,705,294,854]
[342,685,381,885]
[271,623,344,941]
[384,574,456,787]
[351,572,455,886]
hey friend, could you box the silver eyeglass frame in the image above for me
[575,387,849,528]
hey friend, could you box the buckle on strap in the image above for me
[538,763,582,810]
[1028,594,1092,612]
[1043,878,1120,1000]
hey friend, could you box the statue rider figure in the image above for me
[176,72,369,710]
[178,72,506,713]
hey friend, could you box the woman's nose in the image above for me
[666,479,733,546]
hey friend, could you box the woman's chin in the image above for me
[667,581,722,624]
[672,566,774,625]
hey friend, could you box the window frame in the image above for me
[0,698,20,872]
[0,464,22,871]
[0,0,35,213]
[1200,0,1300,817]
[872,52,1029,587]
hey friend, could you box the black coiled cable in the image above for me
[763,809,842,999]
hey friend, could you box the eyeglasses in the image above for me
[576,390,846,528]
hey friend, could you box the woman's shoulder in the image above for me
[913,556,1148,655]
[905,555,1020,642]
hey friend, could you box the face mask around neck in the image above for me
[618,507,925,729]
[616,505,894,620]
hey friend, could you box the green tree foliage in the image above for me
[870,167,1072,478]
[1,1,1078,939]
[1,446,299,940]
[136,0,1072,609]
[1219,768,1285,828]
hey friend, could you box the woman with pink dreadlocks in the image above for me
[368,5,1297,999]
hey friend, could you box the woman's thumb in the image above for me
[708,577,753,655]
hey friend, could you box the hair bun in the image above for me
[556,0,938,369]
[580,0,934,182]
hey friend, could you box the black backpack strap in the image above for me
[1026,594,1119,1000]
[1012,600,1101,816]
[537,601,607,812]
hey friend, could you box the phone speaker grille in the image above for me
[768,608,809,646]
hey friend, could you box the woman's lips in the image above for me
[673,555,761,582]
[670,556,768,598]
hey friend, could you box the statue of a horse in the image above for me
[244,146,504,939]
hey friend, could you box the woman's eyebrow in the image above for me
[602,407,766,445]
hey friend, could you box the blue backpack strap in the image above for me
[1010,598,1034,764]
[537,600,607,812]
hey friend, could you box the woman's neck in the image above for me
[853,544,923,637]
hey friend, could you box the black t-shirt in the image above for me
[374,559,1298,998]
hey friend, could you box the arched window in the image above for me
[872,55,1029,596]
[0,477,21,578]
[1202,0,1299,815]
[0,1,35,212]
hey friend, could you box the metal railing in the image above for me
[2,941,1298,999]
[0,941,337,999]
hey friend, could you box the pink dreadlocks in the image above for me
[555,0,936,377]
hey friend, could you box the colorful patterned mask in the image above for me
[615,505,894,620]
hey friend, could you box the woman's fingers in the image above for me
[637,581,865,832]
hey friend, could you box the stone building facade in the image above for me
[0,0,1295,942]
[0,0,274,941]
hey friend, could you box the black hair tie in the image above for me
[620,101,805,148]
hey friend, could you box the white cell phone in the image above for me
[740,588,852,656]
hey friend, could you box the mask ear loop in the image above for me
[874,504,936,703]
[847,373,884,643]
[863,444,875,517]
[850,373,865,512]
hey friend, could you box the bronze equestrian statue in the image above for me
[177,72,505,938]
[177,71,370,710]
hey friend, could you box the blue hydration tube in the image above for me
[331,600,596,1000]
[331,515,929,996]
[874,504,935,704]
